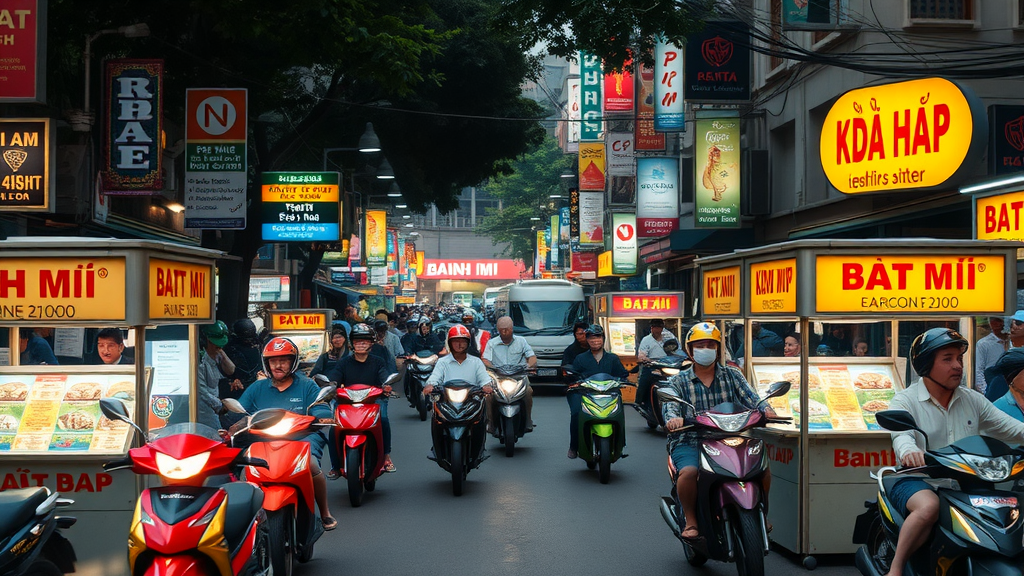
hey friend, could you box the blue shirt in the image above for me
[237,373,332,421]
[993,391,1024,423]
[571,350,628,380]
[21,334,58,365]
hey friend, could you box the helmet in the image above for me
[350,323,375,342]
[462,312,475,325]
[994,348,1024,385]
[663,338,680,355]
[261,337,300,376]
[685,322,722,359]
[373,319,389,332]
[232,318,258,340]
[910,327,968,378]
[585,324,604,338]
[447,324,472,351]
[202,321,230,347]
[332,320,351,338]
[815,344,835,357]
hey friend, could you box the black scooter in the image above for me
[0,488,76,576]
[427,380,489,496]
[488,365,531,457]
[853,409,1024,576]
[633,353,690,430]
[404,349,439,421]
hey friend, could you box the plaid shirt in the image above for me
[662,364,761,451]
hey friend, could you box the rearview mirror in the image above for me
[309,385,337,409]
[764,380,791,400]
[875,410,925,440]
[222,398,248,415]
[656,387,686,404]
[384,373,401,386]
[313,374,331,387]
[100,398,146,440]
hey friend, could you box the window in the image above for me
[906,0,976,26]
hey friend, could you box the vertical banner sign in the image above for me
[102,60,163,194]
[0,0,44,102]
[569,187,580,242]
[549,215,560,269]
[260,172,341,241]
[685,21,751,102]
[612,213,638,275]
[607,132,634,176]
[579,142,606,191]
[185,88,248,229]
[545,227,552,270]
[636,157,680,236]
[989,105,1024,175]
[580,51,604,141]
[0,118,52,211]
[654,39,685,131]
[578,191,605,245]
[603,63,634,112]
[695,118,741,228]
[386,228,398,275]
[536,230,546,274]
[567,77,581,152]
[637,65,666,150]
[365,210,387,267]
[559,206,571,247]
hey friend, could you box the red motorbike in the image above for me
[99,398,273,576]
[223,386,334,576]
[334,373,400,507]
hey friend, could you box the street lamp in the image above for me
[357,122,381,153]
[386,183,402,197]
[71,23,151,132]
[376,158,396,180]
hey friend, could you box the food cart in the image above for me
[0,237,221,576]
[697,239,1018,568]
[267,309,333,373]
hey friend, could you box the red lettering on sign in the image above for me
[834,448,895,467]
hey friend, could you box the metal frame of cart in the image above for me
[266,308,334,374]
[696,238,1019,568]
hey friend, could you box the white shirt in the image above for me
[428,354,491,388]
[975,331,1008,394]
[889,380,1024,460]
[482,334,535,368]
[637,330,676,360]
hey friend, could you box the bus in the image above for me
[451,291,474,308]
[496,280,587,376]
[483,284,511,317]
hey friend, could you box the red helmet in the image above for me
[262,337,300,376]
[446,324,471,351]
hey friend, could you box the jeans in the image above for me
[636,367,656,408]
[567,392,582,451]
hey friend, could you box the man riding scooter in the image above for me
[636,319,677,413]
[482,316,537,433]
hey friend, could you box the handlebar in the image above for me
[103,456,133,472]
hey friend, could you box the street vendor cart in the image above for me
[0,237,222,576]
[698,238,1018,568]
[266,308,333,374]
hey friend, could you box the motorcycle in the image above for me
[99,397,273,576]
[563,368,635,484]
[427,380,489,496]
[656,381,792,576]
[633,354,690,431]
[487,365,532,457]
[853,409,1024,576]
[334,373,400,507]
[404,350,439,421]
[0,487,76,576]
[222,385,334,576]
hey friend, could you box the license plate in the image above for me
[537,368,558,377]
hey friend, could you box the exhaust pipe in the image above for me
[659,497,680,536]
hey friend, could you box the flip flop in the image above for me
[322,516,338,531]
[384,462,397,473]
[681,525,701,541]
[326,469,340,480]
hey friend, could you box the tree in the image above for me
[475,136,573,263]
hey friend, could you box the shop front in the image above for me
[267,309,333,374]
[0,237,221,576]
[592,291,686,372]
[697,239,1018,565]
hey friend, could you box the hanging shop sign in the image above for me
[569,187,580,241]
[783,0,850,30]
[0,118,52,212]
[607,132,634,176]
[694,118,741,228]
[976,190,1024,241]
[702,265,741,316]
[611,293,683,317]
[579,142,605,191]
[261,172,341,242]
[270,311,327,331]
[815,254,1005,314]
[536,230,547,274]
[820,77,986,195]
[549,214,561,269]
[603,62,634,113]
[566,76,581,152]
[988,105,1024,175]
[102,59,163,194]
[0,257,127,323]
[598,251,612,277]
[636,157,680,237]
[148,258,213,322]
[637,65,666,150]
[0,0,45,103]
[685,21,751,102]
[654,38,685,131]
[571,252,597,279]
[579,191,605,245]
[580,51,604,141]
[611,213,638,275]
[749,258,797,314]
[559,206,571,247]
[419,259,527,280]
[184,88,248,229]
[365,210,387,267]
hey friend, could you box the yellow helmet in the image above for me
[685,322,722,358]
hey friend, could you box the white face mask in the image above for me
[691,347,717,367]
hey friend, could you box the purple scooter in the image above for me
[657,380,792,576]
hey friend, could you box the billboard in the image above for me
[102,59,163,194]
[579,191,605,245]
[695,118,741,228]
[611,213,638,275]
[0,118,52,212]
[579,142,606,191]
[603,63,634,112]
[636,65,666,150]
[0,0,45,103]
[184,88,248,229]
[580,51,603,141]
[365,210,387,267]
[261,172,341,241]
[636,157,680,237]
[685,22,751,102]
[654,39,685,131]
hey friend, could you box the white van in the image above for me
[498,280,587,376]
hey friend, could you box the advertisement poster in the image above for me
[559,207,571,245]
[102,60,164,194]
[636,65,666,151]
[569,187,580,241]
[0,0,43,102]
[365,210,387,267]
[989,105,1024,175]
[579,142,605,191]
[184,88,248,229]
[608,322,636,355]
[685,21,751,101]
[566,77,581,152]
[603,63,634,112]
[654,39,685,131]
[549,214,560,269]
[536,230,546,274]
[387,228,398,274]
[261,172,341,241]
[694,118,741,228]
[578,191,605,245]
[0,118,53,212]
[636,157,680,236]
[580,51,604,141]
[607,132,634,176]
[611,213,638,275]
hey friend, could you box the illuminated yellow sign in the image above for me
[148,258,213,321]
[749,259,796,314]
[976,190,1024,241]
[271,312,327,331]
[598,251,613,277]
[703,266,741,316]
[0,257,126,322]
[820,78,983,194]
[816,255,1005,313]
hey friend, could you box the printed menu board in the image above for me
[608,322,636,355]
[750,362,899,432]
[283,333,326,365]
[0,373,138,454]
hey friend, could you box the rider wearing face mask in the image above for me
[662,322,773,542]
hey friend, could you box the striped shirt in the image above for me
[662,364,761,451]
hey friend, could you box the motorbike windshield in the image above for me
[510,301,585,334]
[149,422,222,442]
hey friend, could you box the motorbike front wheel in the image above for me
[731,508,765,576]
[864,516,893,575]
[503,417,516,457]
[346,445,364,507]
[451,440,465,496]
[598,436,612,484]
[417,393,428,421]
[267,508,295,576]
[22,559,62,576]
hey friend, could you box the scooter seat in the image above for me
[0,487,49,539]
[220,482,265,555]
[881,474,906,496]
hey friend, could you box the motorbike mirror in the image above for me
[249,410,284,430]
[222,398,249,415]
[875,410,926,440]
[99,398,147,439]
[383,373,401,386]
[309,385,337,410]
[763,380,792,400]
[313,374,331,387]
[655,387,696,413]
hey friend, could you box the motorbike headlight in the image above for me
[661,367,680,376]
[446,388,469,403]
[155,451,210,480]
[346,388,372,403]
[260,419,296,437]
[498,379,519,395]
[706,412,753,433]
[962,454,1013,482]
[292,453,309,476]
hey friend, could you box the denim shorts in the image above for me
[888,477,931,516]
[303,430,327,463]
[671,444,700,471]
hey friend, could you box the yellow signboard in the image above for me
[820,78,981,195]
[270,311,327,331]
[0,257,126,322]
[149,258,213,321]
[598,251,613,277]
[703,266,741,316]
[976,190,1024,241]
[816,255,1005,313]
[749,259,797,314]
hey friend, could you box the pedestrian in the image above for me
[198,321,236,430]
[976,316,1009,395]
[222,319,262,397]
[94,328,132,365]
[19,328,58,365]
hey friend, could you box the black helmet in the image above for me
[350,323,375,342]
[585,324,604,337]
[994,348,1024,384]
[373,319,389,332]
[663,338,679,354]
[232,318,258,339]
[910,327,968,377]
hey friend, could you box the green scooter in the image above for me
[565,369,633,484]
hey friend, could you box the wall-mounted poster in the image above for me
[694,118,741,228]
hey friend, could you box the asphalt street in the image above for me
[300,390,862,576]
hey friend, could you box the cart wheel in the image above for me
[802,556,817,570]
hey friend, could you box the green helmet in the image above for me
[202,320,229,347]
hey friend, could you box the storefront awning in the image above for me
[640,228,756,265]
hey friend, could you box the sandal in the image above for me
[383,461,397,473]
[681,525,701,541]
[326,469,340,480]
[322,516,338,531]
